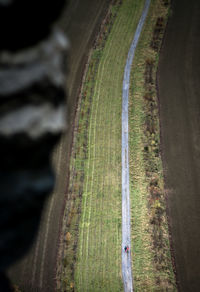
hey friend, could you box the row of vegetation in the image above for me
[57,1,125,290]
[57,0,177,291]
[129,0,177,290]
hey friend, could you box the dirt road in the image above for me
[158,0,200,291]
[8,1,110,291]
[121,1,150,291]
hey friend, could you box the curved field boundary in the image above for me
[121,0,150,291]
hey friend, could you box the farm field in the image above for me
[158,0,200,290]
[7,1,110,291]
[60,0,176,291]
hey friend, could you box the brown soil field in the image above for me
[158,0,200,291]
[8,1,110,291]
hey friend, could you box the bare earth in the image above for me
[8,1,110,291]
[158,0,200,291]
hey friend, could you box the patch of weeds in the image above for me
[129,0,176,290]
[142,0,176,289]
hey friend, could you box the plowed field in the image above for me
[158,0,200,291]
[8,1,110,291]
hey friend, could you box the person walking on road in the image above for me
[124,245,129,253]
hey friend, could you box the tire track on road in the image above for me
[121,1,150,291]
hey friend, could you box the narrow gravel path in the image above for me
[121,1,150,291]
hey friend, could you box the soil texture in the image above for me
[8,1,110,291]
[158,0,200,291]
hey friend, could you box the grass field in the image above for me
[58,0,176,291]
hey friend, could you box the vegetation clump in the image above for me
[129,0,177,290]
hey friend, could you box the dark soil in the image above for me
[158,0,200,291]
[7,1,111,291]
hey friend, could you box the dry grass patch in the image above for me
[129,0,177,290]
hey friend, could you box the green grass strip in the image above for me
[74,1,145,291]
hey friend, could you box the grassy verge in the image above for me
[74,1,147,291]
[58,0,177,291]
[58,0,146,291]
[129,0,177,290]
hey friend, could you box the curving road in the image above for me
[121,1,150,291]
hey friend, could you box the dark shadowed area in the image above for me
[158,0,200,291]
[7,0,110,291]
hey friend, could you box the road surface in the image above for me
[121,1,150,291]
